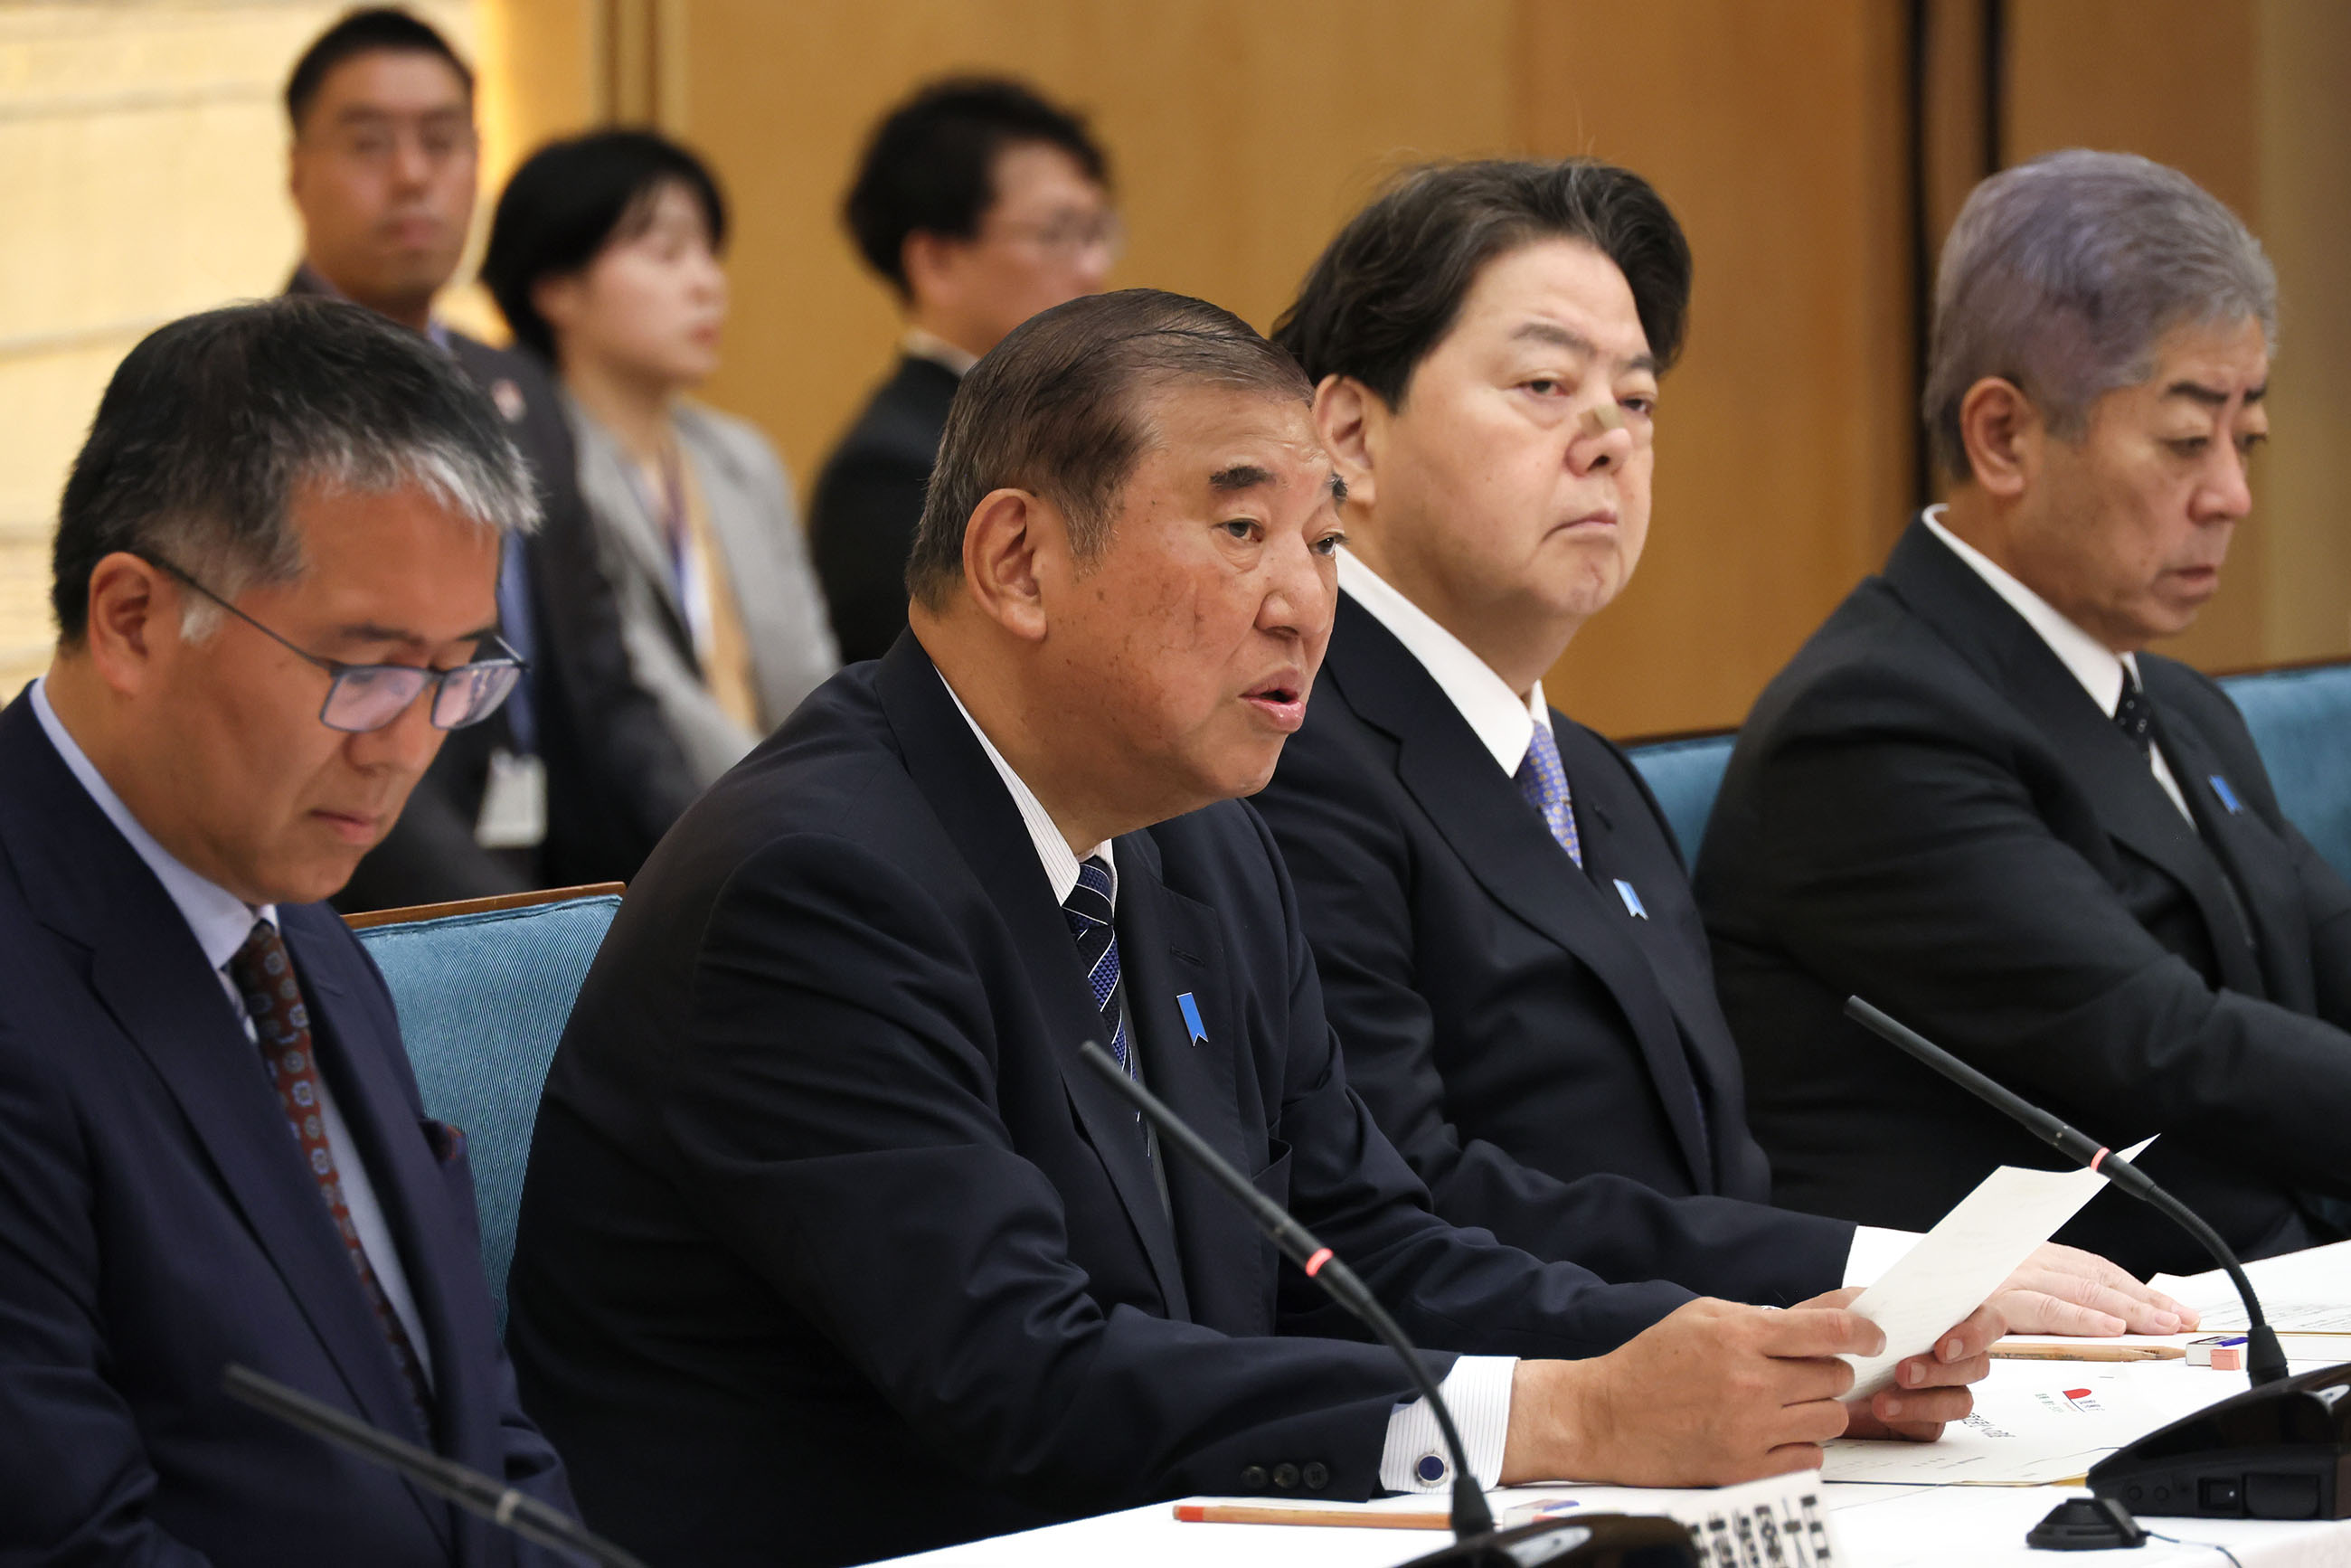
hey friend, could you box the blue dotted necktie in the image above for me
[1515,722,1584,868]
[2115,666,2155,756]
[1062,855,1136,1078]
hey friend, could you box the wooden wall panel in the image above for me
[672,0,1517,497]
[1518,0,1914,735]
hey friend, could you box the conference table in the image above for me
[871,1244,2351,1567]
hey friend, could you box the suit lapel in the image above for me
[876,638,1189,1315]
[1111,837,1263,1328]
[0,701,453,1544]
[1323,600,1715,1190]
[571,406,696,654]
[1886,522,2266,995]
[292,914,489,1497]
[2147,705,2290,997]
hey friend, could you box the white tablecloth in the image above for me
[869,1242,2351,1566]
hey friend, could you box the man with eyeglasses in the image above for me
[0,298,573,1564]
[812,76,1119,663]
[284,7,697,912]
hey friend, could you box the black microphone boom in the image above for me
[1076,1040,1497,1542]
[222,1365,651,1568]
[1842,996,2288,1387]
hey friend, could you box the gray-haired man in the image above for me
[0,298,574,1563]
[1699,150,2351,1276]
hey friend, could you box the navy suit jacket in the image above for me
[1698,518,2351,1275]
[808,354,961,664]
[1255,595,1852,1304]
[506,634,1692,1568]
[0,693,571,1565]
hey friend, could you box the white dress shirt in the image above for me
[1338,551,1921,1289]
[29,678,434,1384]
[939,668,1507,1492]
[1921,509,2195,824]
[902,326,979,379]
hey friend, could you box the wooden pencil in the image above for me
[1173,1503,1450,1529]
[1989,1343,2185,1361]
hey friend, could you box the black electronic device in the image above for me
[1844,997,2351,1526]
[1075,1042,1700,1566]
[222,1365,652,1568]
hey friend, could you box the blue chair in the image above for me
[351,889,621,1330]
[2219,659,2351,882]
[1626,731,1738,868]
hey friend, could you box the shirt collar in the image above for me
[1336,548,1552,776]
[1921,506,2141,718]
[938,671,1114,906]
[30,677,276,969]
[294,262,452,354]
[902,326,979,379]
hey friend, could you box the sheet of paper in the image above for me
[2151,1238,2351,1332]
[1839,1139,2154,1399]
[1497,1471,1851,1565]
[1823,1366,2163,1486]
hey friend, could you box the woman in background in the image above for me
[484,130,838,792]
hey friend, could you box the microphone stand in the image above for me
[1077,1041,1696,1566]
[222,1365,651,1568]
[1843,997,2286,1386]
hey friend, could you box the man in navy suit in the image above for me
[507,288,2000,1568]
[1256,160,2185,1326]
[0,298,571,1563]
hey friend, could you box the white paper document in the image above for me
[1839,1139,2154,1400]
[2152,1237,2351,1332]
[1498,1470,1850,1565]
[1823,1365,2163,1485]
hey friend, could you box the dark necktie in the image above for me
[2115,666,2155,756]
[229,920,432,1431]
[1061,855,1136,1078]
[1515,722,1584,867]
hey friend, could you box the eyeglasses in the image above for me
[148,558,526,733]
[986,211,1124,263]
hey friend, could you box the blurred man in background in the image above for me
[811,76,1116,662]
[284,6,695,910]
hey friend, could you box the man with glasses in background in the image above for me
[812,76,1118,662]
[284,6,696,911]
[0,298,572,1564]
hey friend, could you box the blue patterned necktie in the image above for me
[1515,721,1584,868]
[2115,666,2155,757]
[1062,855,1136,1078]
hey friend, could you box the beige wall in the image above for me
[2,0,2345,732]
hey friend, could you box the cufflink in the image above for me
[1416,1453,1448,1484]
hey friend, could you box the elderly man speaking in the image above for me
[1701,150,2351,1276]
[508,288,2000,1568]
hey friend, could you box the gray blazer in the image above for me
[568,395,840,790]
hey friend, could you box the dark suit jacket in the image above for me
[0,693,571,1565]
[1697,517,2351,1275]
[1255,595,1853,1305]
[281,274,698,912]
[808,354,961,663]
[505,634,1693,1568]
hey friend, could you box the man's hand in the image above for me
[1804,1289,2001,1443]
[1991,1243,2196,1337]
[1499,1299,1876,1488]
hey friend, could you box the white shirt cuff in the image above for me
[1378,1355,1515,1492]
[1843,1224,1924,1288]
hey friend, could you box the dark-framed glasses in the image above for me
[148,557,526,733]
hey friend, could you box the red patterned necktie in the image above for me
[229,919,432,1431]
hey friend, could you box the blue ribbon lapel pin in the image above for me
[2208,774,2244,815]
[1613,878,1648,920]
[1176,991,1208,1045]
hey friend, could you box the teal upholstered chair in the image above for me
[351,888,621,1330]
[2219,659,2351,882]
[1625,732,1739,867]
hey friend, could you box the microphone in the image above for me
[1842,995,2286,1386]
[222,1365,651,1568]
[1076,1042,1698,1567]
[1841,1002,2351,1530]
